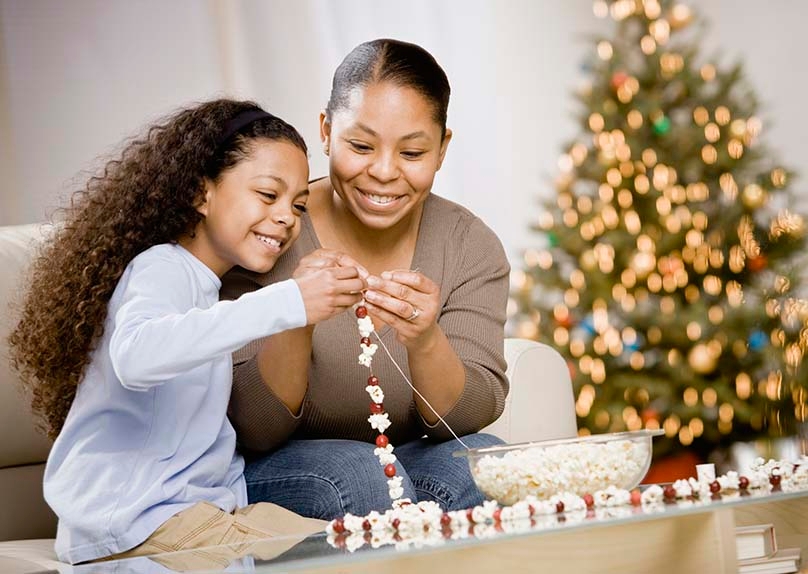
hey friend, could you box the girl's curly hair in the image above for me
[7,98,307,439]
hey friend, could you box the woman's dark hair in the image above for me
[7,98,306,439]
[325,38,451,137]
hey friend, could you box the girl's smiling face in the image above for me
[321,81,452,232]
[185,139,310,276]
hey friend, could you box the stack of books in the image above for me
[736,523,802,574]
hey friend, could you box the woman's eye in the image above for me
[294,203,308,214]
[349,141,372,152]
[401,151,426,159]
[258,191,277,201]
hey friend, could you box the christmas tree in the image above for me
[509,0,808,460]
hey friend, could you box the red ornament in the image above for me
[663,485,677,500]
[360,337,371,346]
[747,255,768,272]
[709,481,721,494]
[738,476,750,490]
[355,306,368,318]
[332,518,345,534]
[555,501,565,514]
[375,434,389,448]
[610,71,629,90]
[630,489,642,506]
[384,463,397,477]
[370,402,384,414]
[368,375,379,386]
[583,493,594,508]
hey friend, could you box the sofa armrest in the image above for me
[482,338,577,444]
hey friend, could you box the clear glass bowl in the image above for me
[459,429,664,505]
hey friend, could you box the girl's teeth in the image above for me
[258,235,280,247]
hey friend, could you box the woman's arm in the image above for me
[363,217,510,439]
[224,250,368,452]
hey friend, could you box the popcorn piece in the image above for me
[368,413,391,434]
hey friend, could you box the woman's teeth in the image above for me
[366,193,396,205]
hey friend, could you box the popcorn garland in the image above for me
[326,456,808,552]
[355,303,403,503]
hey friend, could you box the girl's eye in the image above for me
[294,203,308,214]
[258,191,277,201]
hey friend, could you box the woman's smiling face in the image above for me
[321,81,452,231]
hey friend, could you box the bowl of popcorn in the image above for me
[460,430,664,505]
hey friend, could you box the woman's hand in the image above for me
[363,269,440,349]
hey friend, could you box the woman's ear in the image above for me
[436,128,453,171]
[319,111,331,156]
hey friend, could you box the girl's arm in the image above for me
[109,255,306,390]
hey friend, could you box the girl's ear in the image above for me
[196,179,214,216]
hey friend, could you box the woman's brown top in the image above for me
[221,193,510,453]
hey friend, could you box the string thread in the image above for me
[372,331,470,450]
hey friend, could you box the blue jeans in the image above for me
[243,433,503,520]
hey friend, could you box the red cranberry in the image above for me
[384,464,397,477]
[355,306,368,318]
[375,434,389,448]
[738,476,750,490]
[709,481,721,494]
[370,402,384,414]
[770,474,782,487]
[362,519,371,531]
[583,493,594,508]
[466,508,475,523]
[332,518,345,534]
[630,489,642,506]
[391,518,400,530]
[368,375,379,386]
[555,501,565,513]
[528,504,536,516]
[663,485,677,500]
[360,337,371,346]
[493,508,502,522]
[440,513,452,527]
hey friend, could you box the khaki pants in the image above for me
[100,501,326,571]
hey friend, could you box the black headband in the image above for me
[216,109,277,147]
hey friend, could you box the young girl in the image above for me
[7,99,366,564]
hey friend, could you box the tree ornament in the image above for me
[652,114,671,135]
[747,255,768,272]
[688,343,717,374]
[748,330,768,352]
[610,71,628,90]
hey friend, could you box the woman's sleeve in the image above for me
[222,267,305,453]
[421,217,510,440]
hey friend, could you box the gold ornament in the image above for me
[688,343,717,374]
[742,184,767,209]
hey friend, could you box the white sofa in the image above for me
[0,222,577,572]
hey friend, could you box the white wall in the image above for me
[1,0,807,266]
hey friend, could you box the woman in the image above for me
[222,39,510,519]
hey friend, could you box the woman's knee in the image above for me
[244,439,415,519]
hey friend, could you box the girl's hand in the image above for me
[363,269,440,349]
[293,249,369,282]
[293,249,368,325]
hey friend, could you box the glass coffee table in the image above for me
[64,486,808,574]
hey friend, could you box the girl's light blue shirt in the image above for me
[44,244,306,564]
